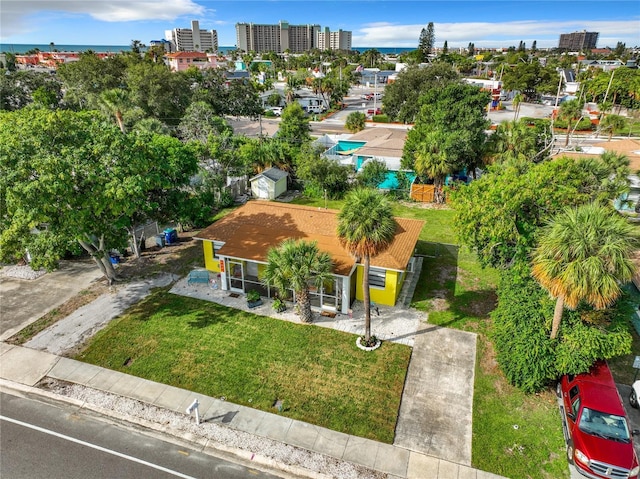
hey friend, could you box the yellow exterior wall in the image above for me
[202,241,221,272]
[354,265,401,306]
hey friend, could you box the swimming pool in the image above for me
[337,140,366,154]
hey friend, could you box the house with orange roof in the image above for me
[552,138,640,210]
[194,201,425,313]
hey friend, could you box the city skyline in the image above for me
[1,0,639,50]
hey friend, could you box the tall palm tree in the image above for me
[337,188,396,344]
[557,99,583,147]
[531,202,638,339]
[599,114,626,141]
[512,92,523,121]
[99,88,130,134]
[262,239,333,323]
[414,130,453,204]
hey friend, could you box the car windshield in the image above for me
[579,407,630,442]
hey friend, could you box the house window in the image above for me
[369,268,386,288]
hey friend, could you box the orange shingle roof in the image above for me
[195,202,424,276]
[552,139,640,170]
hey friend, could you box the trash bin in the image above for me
[109,253,120,264]
[164,228,178,245]
[155,234,165,248]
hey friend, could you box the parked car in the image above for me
[367,108,382,116]
[557,361,639,479]
[632,380,640,408]
[305,105,324,114]
[363,92,383,101]
[266,106,282,116]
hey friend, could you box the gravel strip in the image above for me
[0,264,47,280]
[41,378,387,479]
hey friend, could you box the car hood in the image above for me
[574,430,637,469]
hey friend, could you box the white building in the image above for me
[236,21,350,53]
[165,20,218,52]
[316,28,352,51]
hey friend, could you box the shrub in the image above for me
[553,117,593,131]
[491,268,633,393]
[246,290,261,302]
[372,114,390,123]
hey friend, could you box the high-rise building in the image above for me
[317,28,352,51]
[165,20,218,52]
[236,21,348,53]
[558,31,599,52]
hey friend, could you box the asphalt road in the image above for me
[0,392,284,479]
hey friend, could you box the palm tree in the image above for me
[512,92,523,121]
[262,239,333,323]
[531,202,638,340]
[414,130,453,204]
[99,88,130,133]
[599,114,626,141]
[557,99,583,147]
[337,188,396,344]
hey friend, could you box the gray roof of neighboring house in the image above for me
[250,167,288,183]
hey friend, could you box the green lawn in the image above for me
[76,291,411,443]
[77,195,570,477]
[291,195,570,477]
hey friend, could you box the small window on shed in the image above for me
[369,267,386,288]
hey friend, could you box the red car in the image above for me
[558,361,640,479]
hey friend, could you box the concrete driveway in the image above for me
[0,260,102,341]
[394,322,477,466]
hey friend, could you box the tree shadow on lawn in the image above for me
[126,290,229,329]
[411,241,497,331]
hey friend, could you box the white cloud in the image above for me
[1,0,205,39]
[353,19,640,48]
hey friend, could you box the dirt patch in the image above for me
[430,297,450,312]
[398,200,452,210]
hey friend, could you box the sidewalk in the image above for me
[0,343,506,479]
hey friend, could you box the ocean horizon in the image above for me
[1,44,414,55]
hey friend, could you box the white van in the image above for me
[306,105,324,114]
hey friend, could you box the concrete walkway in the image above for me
[0,343,505,479]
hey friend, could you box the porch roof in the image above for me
[195,201,425,276]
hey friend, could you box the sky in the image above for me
[1,0,639,49]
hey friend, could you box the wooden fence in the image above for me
[410,184,436,203]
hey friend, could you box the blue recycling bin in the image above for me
[164,228,178,245]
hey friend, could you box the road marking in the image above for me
[0,415,199,479]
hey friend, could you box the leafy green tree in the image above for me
[262,239,333,323]
[403,82,491,199]
[345,111,366,133]
[0,70,62,111]
[0,109,198,281]
[178,101,232,143]
[492,267,633,393]
[382,63,459,123]
[450,154,631,269]
[357,160,388,188]
[295,147,350,198]
[531,203,638,339]
[277,102,311,146]
[337,188,396,344]
[125,61,190,126]
[57,52,126,109]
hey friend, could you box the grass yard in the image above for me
[75,291,411,444]
[296,194,569,478]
